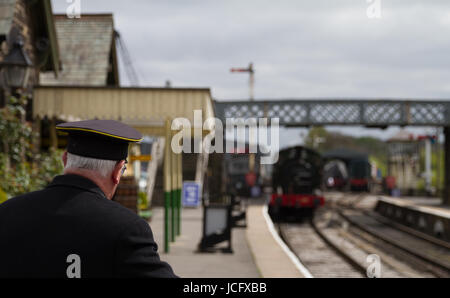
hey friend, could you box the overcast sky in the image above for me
[51,0,450,145]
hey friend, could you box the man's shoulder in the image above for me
[53,185,145,229]
[90,195,144,226]
[0,189,45,210]
[78,194,151,242]
[0,185,144,232]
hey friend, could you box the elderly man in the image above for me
[0,120,177,278]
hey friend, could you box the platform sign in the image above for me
[251,186,261,198]
[129,155,151,162]
[182,181,200,207]
[199,204,233,253]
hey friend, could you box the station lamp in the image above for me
[0,35,32,90]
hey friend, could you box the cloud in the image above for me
[50,0,450,140]
[51,0,450,96]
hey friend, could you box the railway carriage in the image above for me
[204,140,271,201]
[348,158,372,192]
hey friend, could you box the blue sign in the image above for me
[182,181,200,207]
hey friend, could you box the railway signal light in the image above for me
[230,62,254,101]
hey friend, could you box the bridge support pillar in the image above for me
[444,127,450,205]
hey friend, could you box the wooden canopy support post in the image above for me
[163,118,172,252]
[146,137,164,208]
[177,150,182,236]
[49,117,58,149]
[170,135,177,242]
[195,137,210,200]
[444,127,450,205]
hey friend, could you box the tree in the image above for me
[304,126,388,174]
[304,126,328,151]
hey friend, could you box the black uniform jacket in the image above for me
[0,174,177,278]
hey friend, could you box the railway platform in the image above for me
[246,201,309,277]
[148,200,308,278]
[375,196,450,242]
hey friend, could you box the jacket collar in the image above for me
[47,174,108,199]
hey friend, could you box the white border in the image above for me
[261,205,314,278]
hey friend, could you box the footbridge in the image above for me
[214,99,450,127]
[214,98,450,205]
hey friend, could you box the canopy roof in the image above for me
[33,86,215,136]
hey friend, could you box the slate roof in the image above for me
[40,14,118,86]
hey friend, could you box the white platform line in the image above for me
[261,205,314,278]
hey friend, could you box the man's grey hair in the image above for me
[65,153,118,177]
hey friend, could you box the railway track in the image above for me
[314,208,438,277]
[275,192,450,277]
[278,221,366,278]
[337,208,450,277]
[323,192,450,276]
[326,192,450,276]
[278,216,430,277]
[277,209,449,277]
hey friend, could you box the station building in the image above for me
[35,13,214,213]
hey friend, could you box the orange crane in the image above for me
[230,62,254,101]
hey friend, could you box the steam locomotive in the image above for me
[268,146,325,219]
[323,160,348,190]
[323,148,372,192]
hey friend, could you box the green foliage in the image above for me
[0,96,64,198]
[369,155,387,176]
[35,148,65,186]
[418,145,445,192]
[0,96,32,164]
[304,126,328,151]
[416,179,426,191]
[0,187,7,204]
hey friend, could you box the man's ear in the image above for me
[62,151,68,167]
[112,160,125,185]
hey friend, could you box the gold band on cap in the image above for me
[56,127,143,142]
